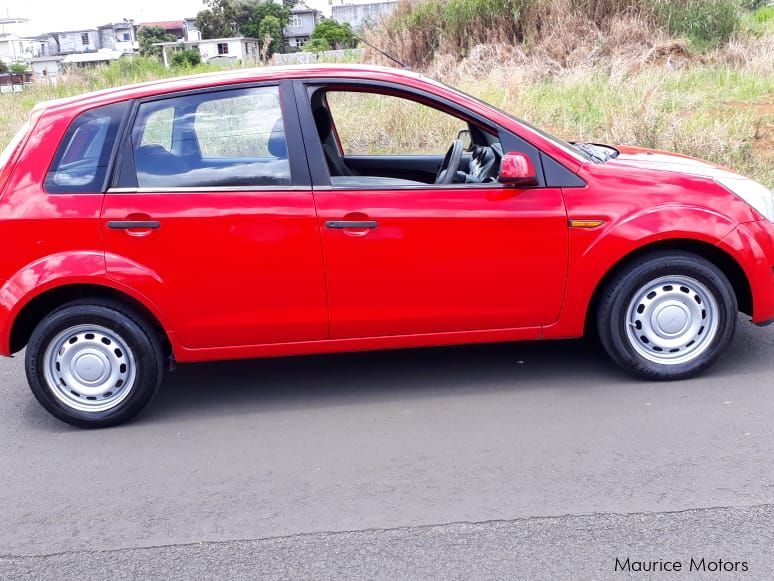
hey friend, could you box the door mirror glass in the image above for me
[500,152,538,186]
[457,129,472,151]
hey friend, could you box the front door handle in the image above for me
[107,221,161,230]
[325,220,378,229]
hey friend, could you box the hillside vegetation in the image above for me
[0,1,771,186]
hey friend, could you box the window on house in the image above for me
[122,32,131,41]
[80,33,89,45]
[217,42,229,55]
[290,16,302,28]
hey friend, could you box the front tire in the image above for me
[597,251,737,380]
[25,300,165,428]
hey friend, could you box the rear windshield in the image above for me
[45,102,127,194]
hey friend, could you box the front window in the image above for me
[290,16,302,28]
[130,86,291,188]
[80,33,89,45]
[325,91,467,156]
[217,42,229,55]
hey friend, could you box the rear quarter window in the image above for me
[45,102,128,194]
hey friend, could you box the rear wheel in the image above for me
[25,300,165,428]
[597,251,737,380]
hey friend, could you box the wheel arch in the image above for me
[585,238,752,335]
[9,283,173,360]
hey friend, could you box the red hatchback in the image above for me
[2,64,773,427]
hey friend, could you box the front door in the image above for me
[301,85,569,339]
[102,83,328,349]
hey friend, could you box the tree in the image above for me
[171,49,202,67]
[303,37,330,53]
[257,15,283,58]
[308,19,356,50]
[241,1,290,43]
[196,0,290,48]
[9,62,28,74]
[138,26,176,58]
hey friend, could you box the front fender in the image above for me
[543,205,741,339]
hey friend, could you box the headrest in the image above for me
[267,119,287,158]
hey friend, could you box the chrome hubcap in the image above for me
[43,325,136,412]
[625,275,719,365]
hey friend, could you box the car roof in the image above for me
[33,64,428,114]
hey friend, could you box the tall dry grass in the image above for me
[364,0,743,68]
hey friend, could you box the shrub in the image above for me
[171,49,203,67]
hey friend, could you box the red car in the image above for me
[1,64,772,427]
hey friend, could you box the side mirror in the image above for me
[499,152,538,187]
[457,129,473,151]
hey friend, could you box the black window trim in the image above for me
[293,78,563,191]
[109,79,311,193]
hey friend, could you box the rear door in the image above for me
[102,82,329,349]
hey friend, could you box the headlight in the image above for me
[716,177,774,222]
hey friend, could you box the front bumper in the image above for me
[718,219,774,325]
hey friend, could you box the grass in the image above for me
[1,29,772,187]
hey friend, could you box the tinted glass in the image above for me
[131,86,290,188]
[45,102,127,193]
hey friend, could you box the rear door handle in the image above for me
[107,221,161,230]
[325,220,378,229]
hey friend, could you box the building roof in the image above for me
[29,55,65,62]
[291,4,319,13]
[62,49,123,64]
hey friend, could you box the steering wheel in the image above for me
[435,139,464,185]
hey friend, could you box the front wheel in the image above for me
[597,251,737,380]
[25,300,165,428]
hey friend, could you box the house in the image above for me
[184,18,201,41]
[62,48,124,68]
[284,4,321,50]
[97,21,137,54]
[0,33,39,64]
[153,37,261,67]
[48,29,100,54]
[30,55,64,81]
[0,17,42,65]
[331,0,398,30]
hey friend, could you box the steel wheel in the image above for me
[624,275,719,366]
[42,324,137,413]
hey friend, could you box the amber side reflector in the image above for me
[568,219,605,229]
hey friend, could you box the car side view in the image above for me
[1,64,773,427]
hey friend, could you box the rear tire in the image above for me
[25,299,165,428]
[597,251,737,380]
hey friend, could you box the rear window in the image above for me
[45,102,127,194]
[130,86,291,189]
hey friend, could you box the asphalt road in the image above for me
[2,314,774,579]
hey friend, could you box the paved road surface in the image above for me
[2,315,774,579]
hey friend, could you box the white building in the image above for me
[155,37,261,67]
[30,55,64,81]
